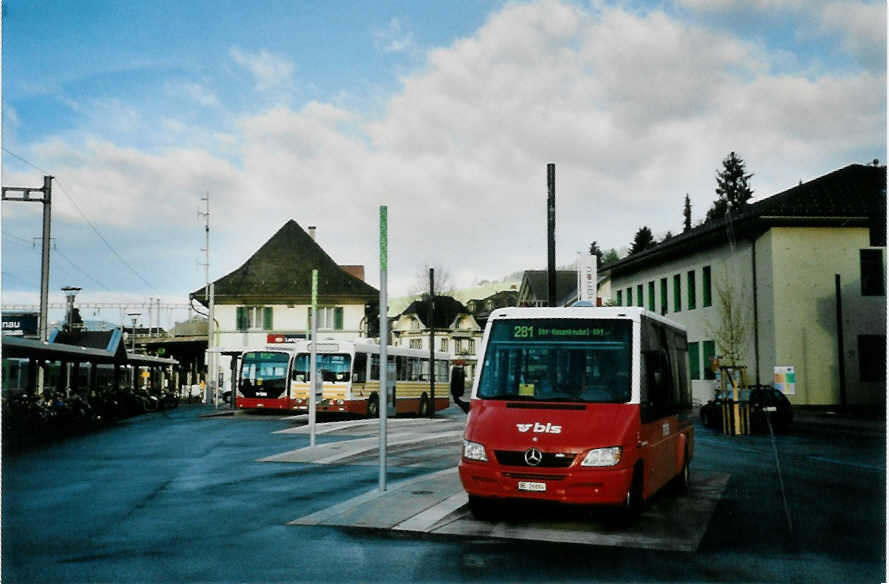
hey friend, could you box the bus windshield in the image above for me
[240,352,290,398]
[477,319,632,403]
[293,353,352,382]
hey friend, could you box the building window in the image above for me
[440,337,448,352]
[637,284,643,307]
[616,290,623,306]
[648,281,655,311]
[307,306,344,330]
[409,338,422,350]
[673,274,681,312]
[860,249,885,296]
[626,287,633,306]
[703,266,712,307]
[688,270,696,310]
[660,278,668,315]
[456,338,475,355]
[702,340,715,380]
[688,341,700,380]
[858,335,886,382]
[237,306,272,331]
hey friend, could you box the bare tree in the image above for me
[709,279,749,367]
[410,264,456,297]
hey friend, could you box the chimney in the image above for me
[308,226,316,240]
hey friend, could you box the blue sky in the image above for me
[2,0,885,328]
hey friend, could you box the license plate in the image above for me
[517,481,546,492]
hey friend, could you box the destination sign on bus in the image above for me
[504,321,615,341]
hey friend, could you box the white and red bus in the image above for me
[457,306,693,518]
[237,340,451,416]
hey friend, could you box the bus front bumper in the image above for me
[458,461,633,506]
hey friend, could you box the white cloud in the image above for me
[4,1,884,299]
[818,2,887,67]
[172,81,221,107]
[374,18,416,54]
[229,47,296,94]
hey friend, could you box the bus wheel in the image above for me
[366,394,379,418]
[468,495,500,521]
[675,450,690,494]
[418,393,430,417]
[624,465,643,517]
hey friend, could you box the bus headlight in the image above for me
[580,446,622,467]
[462,439,488,462]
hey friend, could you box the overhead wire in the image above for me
[2,146,158,291]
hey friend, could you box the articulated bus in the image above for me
[457,306,693,518]
[237,340,451,417]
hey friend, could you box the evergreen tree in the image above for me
[602,248,620,265]
[630,226,656,254]
[683,194,692,232]
[588,241,604,265]
[707,151,754,222]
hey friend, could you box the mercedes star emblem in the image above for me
[524,447,543,466]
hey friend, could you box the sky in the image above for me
[1,0,886,329]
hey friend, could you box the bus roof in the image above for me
[486,306,687,333]
[243,339,450,361]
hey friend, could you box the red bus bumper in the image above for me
[458,460,634,506]
[236,397,292,410]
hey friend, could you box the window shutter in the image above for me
[236,307,246,331]
[263,307,273,330]
[307,307,312,331]
[334,307,344,330]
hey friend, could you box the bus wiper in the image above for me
[545,397,588,403]
[481,394,533,401]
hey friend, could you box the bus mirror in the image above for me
[450,367,469,414]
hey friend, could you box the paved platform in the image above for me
[288,467,729,552]
[267,417,730,552]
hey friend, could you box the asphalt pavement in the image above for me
[2,403,885,583]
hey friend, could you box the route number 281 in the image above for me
[513,325,535,338]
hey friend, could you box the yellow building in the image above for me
[604,164,885,406]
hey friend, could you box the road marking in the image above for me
[260,429,464,464]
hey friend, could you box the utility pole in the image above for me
[547,163,556,307]
[2,176,53,394]
[198,193,210,301]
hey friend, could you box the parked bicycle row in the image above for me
[2,388,179,450]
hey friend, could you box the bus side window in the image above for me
[370,354,380,380]
[353,353,367,383]
[642,349,673,422]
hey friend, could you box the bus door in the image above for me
[638,318,686,497]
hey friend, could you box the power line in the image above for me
[1,270,38,288]
[2,146,158,291]
[1,231,37,247]
[53,247,113,292]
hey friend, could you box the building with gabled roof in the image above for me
[516,270,577,307]
[603,163,886,407]
[189,219,379,393]
[390,295,483,386]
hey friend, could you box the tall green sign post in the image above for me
[309,269,318,447]
[379,206,389,492]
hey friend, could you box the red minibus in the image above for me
[457,306,693,518]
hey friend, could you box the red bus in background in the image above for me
[457,306,693,518]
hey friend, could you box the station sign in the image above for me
[2,312,38,337]
[267,333,307,344]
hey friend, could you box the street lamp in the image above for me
[61,286,81,332]
[127,312,141,352]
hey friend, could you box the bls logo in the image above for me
[516,422,562,434]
